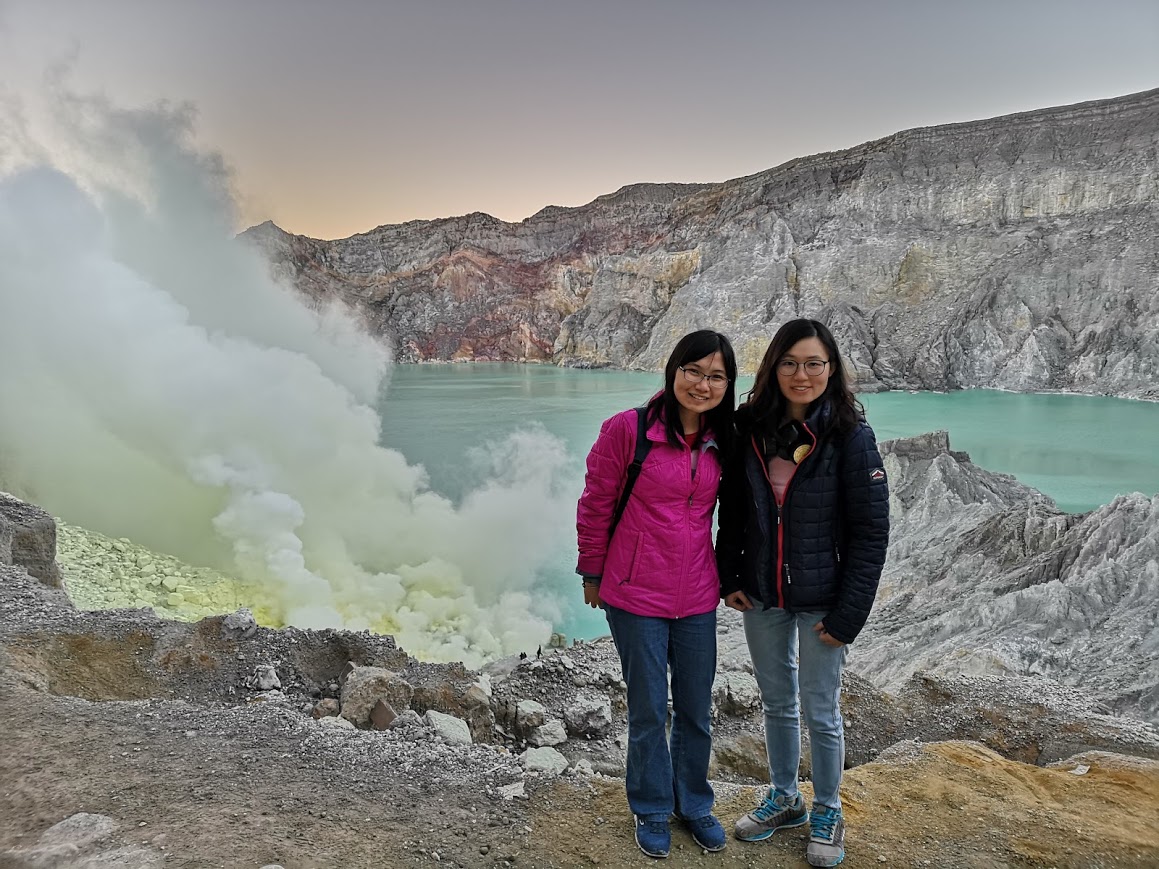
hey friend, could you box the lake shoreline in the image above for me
[388,359,1159,402]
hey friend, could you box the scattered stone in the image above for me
[369,699,397,731]
[221,608,258,640]
[496,781,526,800]
[520,746,568,774]
[527,718,567,747]
[424,710,472,745]
[713,672,761,715]
[514,699,546,737]
[311,698,340,720]
[246,665,281,691]
[563,697,612,738]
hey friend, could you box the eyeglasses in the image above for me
[776,359,829,376]
[678,366,730,388]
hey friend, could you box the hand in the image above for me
[813,622,845,648]
[583,584,602,609]
[725,591,753,611]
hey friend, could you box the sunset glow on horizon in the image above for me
[2,0,1156,240]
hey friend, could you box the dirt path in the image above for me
[3,676,1157,869]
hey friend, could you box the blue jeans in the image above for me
[604,603,717,821]
[742,607,846,810]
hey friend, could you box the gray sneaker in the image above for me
[806,806,845,867]
[734,789,809,841]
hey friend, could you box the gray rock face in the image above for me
[0,492,63,588]
[245,88,1159,398]
[857,432,1159,724]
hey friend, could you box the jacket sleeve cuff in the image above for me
[821,614,860,645]
[576,555,605,577]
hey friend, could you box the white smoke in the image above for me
[0,87,568,666]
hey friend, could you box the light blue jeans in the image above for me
[604,603,717,821]
[742,607,846,810]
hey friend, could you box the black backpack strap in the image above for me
[608,406,652,539]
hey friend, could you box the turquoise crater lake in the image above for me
[379,364,1159,640]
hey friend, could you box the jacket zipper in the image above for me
[676,435,696,617]
[755,423,816,608]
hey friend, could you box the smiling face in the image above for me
[776,337,831,419]
[673,350,728,430]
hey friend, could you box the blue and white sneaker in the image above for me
[634,815,671,859]
[682,814,726,852]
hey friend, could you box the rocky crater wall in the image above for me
[244,88,1159,398]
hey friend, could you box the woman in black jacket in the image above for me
[716,318,889,868]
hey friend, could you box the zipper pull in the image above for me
[785,564,792,585]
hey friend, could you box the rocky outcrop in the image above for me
[244,88,1159,398]
[0,492,63,588]
[856,431,1159,724]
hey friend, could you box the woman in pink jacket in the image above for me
[576,329,737,858]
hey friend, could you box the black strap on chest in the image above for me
[608,406,652,540]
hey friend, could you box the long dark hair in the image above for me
[744,318,863,436]
[646,329,738,457]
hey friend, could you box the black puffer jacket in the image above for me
[715,400,890,644]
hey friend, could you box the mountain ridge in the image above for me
[243,87,1159,397]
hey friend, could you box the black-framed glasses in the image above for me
[776,359,829,376]
[678,366,729,388]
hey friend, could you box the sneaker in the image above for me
[682,814,726,852]
[806,806,846,867]
[734,789,809,841]
[634,815,671,859]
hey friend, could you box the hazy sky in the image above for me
[2,0,1157,239]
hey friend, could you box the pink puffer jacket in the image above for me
[576,406,722,619]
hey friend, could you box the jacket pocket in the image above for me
[606,530,643,585]
[619,531,644,584]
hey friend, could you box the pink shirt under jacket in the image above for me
[575,407,722,619]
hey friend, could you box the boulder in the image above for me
[514,699,547,737]
[527,718,567,747]
[520,746,568,774]
[0,493,63,588]
[424,709,472,745]
[713,672,762,716]
[563,696,612,738]
[340,666,413,729]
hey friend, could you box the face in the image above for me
[776,337,831,413]
[674,351,728,420]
